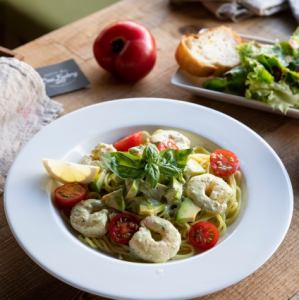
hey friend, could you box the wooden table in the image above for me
[1,0,299,299]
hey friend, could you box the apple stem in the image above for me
[112,38,125,53]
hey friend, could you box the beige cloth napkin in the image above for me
[201,0,288,21]
[288,0,299,23]
[171,0,299,22]
[0,57,63,193]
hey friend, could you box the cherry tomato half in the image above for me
[157,139,179,151]
[54,183,88,208]
[108,213,140,244]
[188,221,219,252]
[210,149,240,177]
[114,131,143,151]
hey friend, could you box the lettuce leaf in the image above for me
[245,62,299,113]
[245,80,299,113]
[202,27,299,113]
[244,57,299,112]
[203,66,247,95]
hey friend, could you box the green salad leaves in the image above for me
[203,27,299,113]
[102,144,192,188]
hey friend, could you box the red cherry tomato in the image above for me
[210,149,240,177]
[157,139,179,151]
[54,183,88,208]
[188,221,219,252]
[114,131,143,151]
[93,20,156,82]
[108,213,140,244]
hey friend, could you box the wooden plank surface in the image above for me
[1,0,299,299]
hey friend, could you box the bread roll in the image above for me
[175,26,242,77]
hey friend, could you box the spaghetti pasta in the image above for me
[55,129,242,263]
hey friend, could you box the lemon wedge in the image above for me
[42,159,100,184]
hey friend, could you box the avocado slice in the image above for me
[176,197,201,223]
[101,188,125,211]
[138,199,165,216]
[124,196,145,214]
[89,169,107,192]
[125,179,139,199]
[184,154,209,179]
[139,181,168,201]
[165,177,183,204]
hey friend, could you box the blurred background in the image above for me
[1,0,298,49]
[0,0,118,48]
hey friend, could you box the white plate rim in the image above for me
[171,69,299,119]
[4,97,293,300]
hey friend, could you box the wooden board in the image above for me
[1,0,299,299]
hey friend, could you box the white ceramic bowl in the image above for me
[4,98,293,300]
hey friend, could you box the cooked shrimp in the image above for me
[150,129,190,149]
[186,174,233,214]
[129,216,181,263]
[70,199,108,237]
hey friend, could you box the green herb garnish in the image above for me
[102,144,192,188]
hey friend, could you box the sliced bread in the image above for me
[175,26,242,77]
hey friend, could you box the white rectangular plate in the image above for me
[171,34,299,119]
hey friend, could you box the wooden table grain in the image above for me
[1,0,299,299]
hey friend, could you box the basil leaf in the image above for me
[102,152,144,179]
[112,152,143,168]
[159,163,181,177]
[102,144,190,184]
[174,149,193,168]
[143,144,159,164]
[115,165,145,179]
[145,163,160,188]
[160,149,176,164]
[160,149,192,168]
